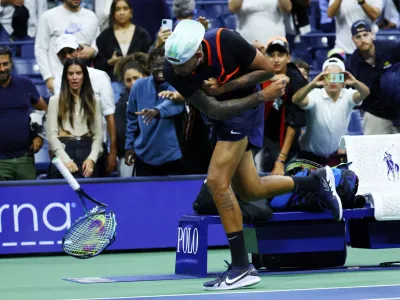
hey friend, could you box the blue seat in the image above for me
[223,14,236,29]
[291,49,313,66]
[315,48,329,70]
[347,109,364,135]
[13,58,41,78]
[34,140,50,176]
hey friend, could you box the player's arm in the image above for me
[212,30,276,94]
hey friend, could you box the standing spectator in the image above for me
[125,48,185,176]
[327,0,383,55]
[35,0,100,94]
[114,53,149,177]
[128,0,171,41]
[228,0,292,45]
[53,34,118,176]
[0,46,47,180]
[46,58,103,179]
[94,0,152,81]
[94,0,113,31]
[254,37,307,174]
[0,0,48,41]
[318,0,335,32]
[293,58,370,166]
[346,20,400,134]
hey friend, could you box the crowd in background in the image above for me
[0,0,399,181]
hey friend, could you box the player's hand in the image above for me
[158,90,185,102]
[82,159,95,178]
[196,16,210,30]
[251,40,266,56]
[271,160,285,176]
[261,79,287,100]
[65,161,79,173]
[30,136,43,153]
[125,149,136,166]
[106,152,117,174]
[201,78,224,96]
[311,72,328,88]
[342,71,357,86]
[135,108,160,125]
[270,74,290,84]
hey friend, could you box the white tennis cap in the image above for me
[322,57,345,72]
[56,34,80,54]
[165,19,205,65]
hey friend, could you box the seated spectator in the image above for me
[229,0,292,45]
[327,47,347,62]
[35,0,100,94]
[346,20,400,135]
[0,46,47,180]
[292,58,370,166]
[327,0,383,55]
[113,53,149,177]
[0,0,47,41]
[125,48,185,176]
[94,0,152,81]
[46,58,103,179]
[53,34,117,176]
[253,37,307,174]
[293,59,310,80]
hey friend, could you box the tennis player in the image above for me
[163,20,342,291]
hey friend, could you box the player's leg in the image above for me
[202,138,261,290]
[232,151,342,221]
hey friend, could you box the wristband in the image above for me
[276,159,286,164]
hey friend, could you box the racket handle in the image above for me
[52,157,80,191]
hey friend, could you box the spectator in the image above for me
[128,0,171,40]
[284,0,311,50]
[53,34,118,176]
[94,0,113,31]
[253,37,307,174]
[46,58,103,179]
[0,46,47,180]
[35,0,100,94]
[318,0,335,32]
[293,58,370,166]
[293,59,310,80]
[229,0,292,45]
[378,0,400,29]
[346,20,400,134]
[94,0,152,81]
[125,48,185,176]
[327,47,347,62]
[114,53,149,177]
[0,0,48,41]
[327,0,383,55]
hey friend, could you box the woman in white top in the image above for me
[46,58,103,178]
[228,0,292,45]
[94,0,152,81]
[292,57,370,166]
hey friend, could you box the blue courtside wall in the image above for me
[0,176,227,255]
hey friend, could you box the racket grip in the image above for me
[52,157,80,191]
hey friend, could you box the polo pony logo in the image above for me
[383,145,399,182]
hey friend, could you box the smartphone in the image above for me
[324,73,344,84]
[161,19,173,31]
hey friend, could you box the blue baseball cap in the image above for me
[351,20,372,36]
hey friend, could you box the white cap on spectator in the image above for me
[56,34,80,54]
[322,57,345,72]
[165,19,205,65]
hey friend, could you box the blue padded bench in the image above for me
[175,208,400,277]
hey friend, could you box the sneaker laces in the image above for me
[217,260,233,279]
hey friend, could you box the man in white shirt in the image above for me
[292,57,370,165]
[0,0,47,40]
[327,0,383,55]
[52,34,117,176]
[35,0,100,94]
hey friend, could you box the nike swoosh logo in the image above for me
[228,236,238,241]
[230,130,241,135]
[225,269,251,285]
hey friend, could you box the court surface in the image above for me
[2,248,400,300]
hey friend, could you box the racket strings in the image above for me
[63,211,116,257]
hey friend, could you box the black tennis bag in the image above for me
[192,179,273,224]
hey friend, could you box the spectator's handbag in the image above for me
[270,159,364,212]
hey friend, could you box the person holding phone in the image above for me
[292,57,370,166]
[94,0,152,81]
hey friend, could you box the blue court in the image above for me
[64,284,400,300]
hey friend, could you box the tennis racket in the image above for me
[285,158,323,175]
[52,157,117,259]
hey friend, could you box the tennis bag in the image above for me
[192,179,274,224]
